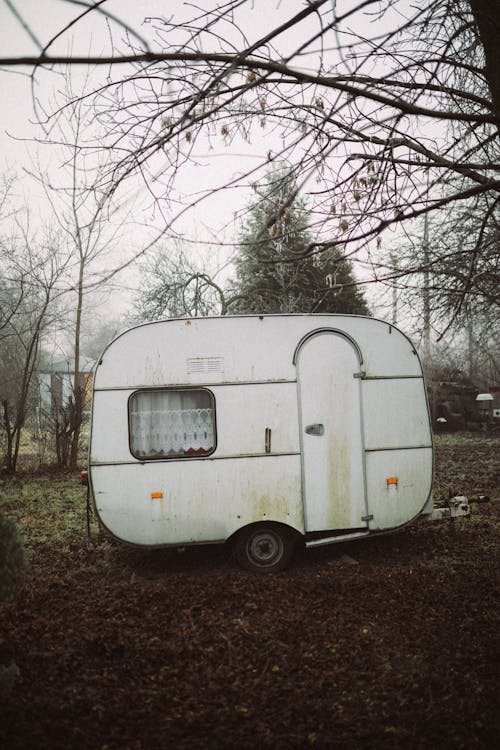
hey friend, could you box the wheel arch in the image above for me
[227,519,303,547]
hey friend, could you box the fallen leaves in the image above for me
[0,433,498,748]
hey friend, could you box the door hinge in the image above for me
[353,370,366,379]
[361,514,373,522]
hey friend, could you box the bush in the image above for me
[0,487,25,699]
[0,511,25,601]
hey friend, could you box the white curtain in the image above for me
[130,390,215,457]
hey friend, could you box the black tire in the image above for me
[234,524,295,573]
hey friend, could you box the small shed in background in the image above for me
[39,357,95,415]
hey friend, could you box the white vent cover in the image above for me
[187,357,224,374]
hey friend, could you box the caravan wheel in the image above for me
[234,524,294,573]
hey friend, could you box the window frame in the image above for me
[128,386,217,461]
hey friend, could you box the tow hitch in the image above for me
[429,495,489,521]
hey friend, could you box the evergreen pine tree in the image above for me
[232,167,369,316]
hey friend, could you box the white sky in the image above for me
[0,1,299,244]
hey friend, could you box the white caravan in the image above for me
[88,314,438,571]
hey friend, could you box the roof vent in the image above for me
[187,357,224,374]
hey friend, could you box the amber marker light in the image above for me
[151,491,163,499]
[386,477,398,486]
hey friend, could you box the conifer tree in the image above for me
[232,168,369,316]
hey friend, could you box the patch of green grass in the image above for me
[1,475,88,551]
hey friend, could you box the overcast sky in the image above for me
[0,1,293,235]
[0,1,399,329]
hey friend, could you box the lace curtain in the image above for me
[130,390,215,458]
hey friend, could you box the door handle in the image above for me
[305,423,324,436]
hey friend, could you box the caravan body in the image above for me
[88,315,433,570]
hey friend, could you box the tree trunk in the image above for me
[69,254,85,471]
[469,0,500,126]
[2,401,14,474]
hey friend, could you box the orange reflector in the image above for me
[386,477,398,486]
[151,491,163,499]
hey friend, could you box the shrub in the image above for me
[0,511,25,601]
[0,487,25,698]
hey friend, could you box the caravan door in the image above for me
[296,331,368,532]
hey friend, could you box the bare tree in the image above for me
[80,317,124,361]
[373,193,499,384]
[30,73,127,470]
[0,223,68,473]
[134,242,234,320]
[0,177,26,336]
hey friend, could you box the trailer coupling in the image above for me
[428,494,488,521]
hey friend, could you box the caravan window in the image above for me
[129,389,216,459]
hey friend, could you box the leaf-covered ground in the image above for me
[1,433,499,749]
